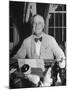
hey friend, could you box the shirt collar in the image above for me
[32,32,44,39]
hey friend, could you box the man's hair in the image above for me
[31,14,45,27]
[31,14,37,25]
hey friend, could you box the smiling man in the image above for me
[12,14,66,86]
[14,14,65,61]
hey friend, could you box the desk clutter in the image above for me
[9,59,66,88]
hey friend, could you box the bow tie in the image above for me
[34,37,42,42]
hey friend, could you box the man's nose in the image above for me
[36,23,39,27]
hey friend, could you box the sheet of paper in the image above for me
[18,59,45,71]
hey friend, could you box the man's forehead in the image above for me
[33,15,44,23]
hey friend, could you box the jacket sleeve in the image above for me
[14,40,26,59]
[50,37,65,60]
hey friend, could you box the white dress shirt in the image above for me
[35,40,41,56]
[33,33,43,57]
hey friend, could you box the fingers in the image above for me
[43,67,53,86]
[27,74,40,85]
[59,59,66,68]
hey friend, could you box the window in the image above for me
[48,4,66,43]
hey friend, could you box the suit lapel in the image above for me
[31,35,35,56]
[31,35,39,59]
[40,33,48,58]
[31,33,47,59]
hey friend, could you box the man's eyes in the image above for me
[33,22,42,25]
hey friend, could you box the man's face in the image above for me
[33,16,44,36]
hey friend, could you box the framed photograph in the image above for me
[9,0,66,89]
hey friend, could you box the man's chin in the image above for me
[35,33,41,37]
[33,31,42,36]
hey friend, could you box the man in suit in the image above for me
[13,14,66,86]
[14,14,65,60]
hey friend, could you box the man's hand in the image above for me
[42,67,53,86]
[58,58,66,68]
